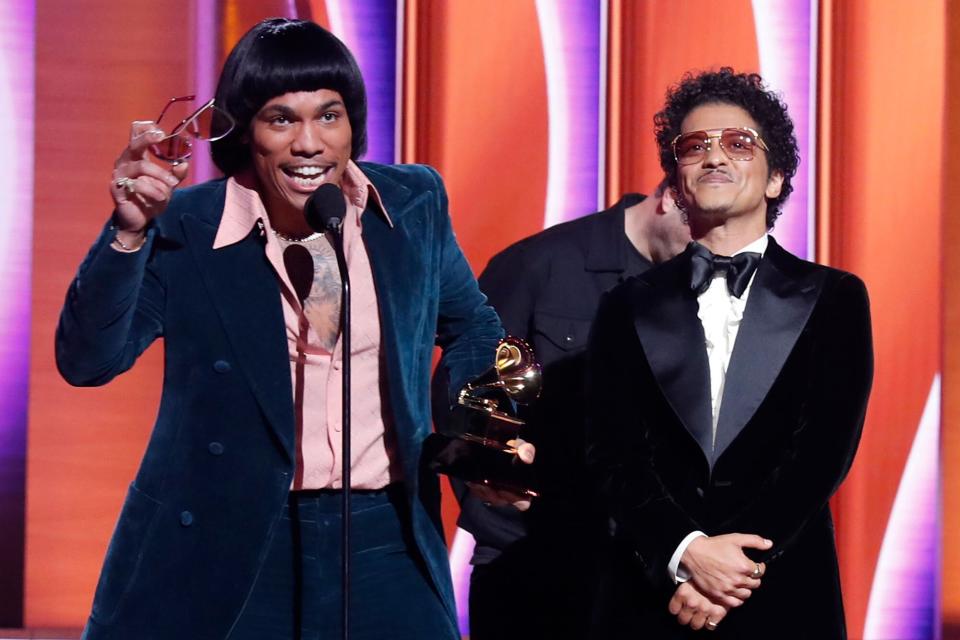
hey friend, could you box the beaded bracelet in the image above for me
[110,224,147,252]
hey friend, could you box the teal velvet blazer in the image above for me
[56,162,502,639]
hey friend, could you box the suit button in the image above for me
[208,442,224,455]
[696,487,705,498]
[563,334,575,346]
[213,360,231,373]
[180,511,194,527]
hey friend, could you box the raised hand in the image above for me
[110,121,190,248]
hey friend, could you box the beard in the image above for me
[687,191,734,216]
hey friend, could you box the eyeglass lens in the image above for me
[151,135,194,163]
[675,129,758,165]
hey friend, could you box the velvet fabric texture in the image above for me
[586,238,873,639]
[227,488,451,640]
[56,163,502,640]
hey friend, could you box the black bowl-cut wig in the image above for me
[211,18,367,176]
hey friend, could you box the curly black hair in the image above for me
[654,68,799,229]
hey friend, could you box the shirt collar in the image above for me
[343,161,392,228]
[733,233,769,257]
[213,160,391,249]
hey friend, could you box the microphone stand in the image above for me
[325,218,351,640]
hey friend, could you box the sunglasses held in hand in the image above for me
[150,95,236,164]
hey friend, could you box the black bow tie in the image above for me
[689,242,762,298]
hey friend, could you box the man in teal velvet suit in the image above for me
[56,19,509,640]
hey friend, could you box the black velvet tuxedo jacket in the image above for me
[586,238,873,639]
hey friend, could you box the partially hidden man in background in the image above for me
[586,68,873,638]
[433,184,689,639]
[55,18,535,640]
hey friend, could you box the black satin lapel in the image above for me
[713,254,824,461]
[631,276,713,459]
[181,215,296,462]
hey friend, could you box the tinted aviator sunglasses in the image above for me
[150,95,236,164]
[672,126,770,166]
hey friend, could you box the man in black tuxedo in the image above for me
[586,68,873,638]
[434,185,689,639]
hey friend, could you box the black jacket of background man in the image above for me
[586,238,873,639]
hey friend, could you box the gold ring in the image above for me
[751,563,762,579]
[115,177,136,194]
[706,620,718,630]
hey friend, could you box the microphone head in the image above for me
[304,182,346,233]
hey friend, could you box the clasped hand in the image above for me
[669,533,772,631]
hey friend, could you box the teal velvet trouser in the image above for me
[228,486,456,640]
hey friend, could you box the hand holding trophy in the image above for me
[426,337,542,498]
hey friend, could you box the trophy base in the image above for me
[423,432,539,498]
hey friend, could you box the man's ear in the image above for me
[766,170,785,199]
[661,184,678,214]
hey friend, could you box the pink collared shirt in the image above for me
[214,162,401,490]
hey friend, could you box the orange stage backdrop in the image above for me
[942,3,960,638]
[822,3,944,638]
[20,1,950,638]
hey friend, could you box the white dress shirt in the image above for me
[667,234,769,583]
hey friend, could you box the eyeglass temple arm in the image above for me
[153,95,197,126]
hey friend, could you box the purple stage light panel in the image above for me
[449,0,604,623]
[535,0,603,227]
[752,0,817,260]
[0,0,34,627]
[327,0,399,164]
[863,376,940,640]
[190,0,219,184]
[449,528,475,635]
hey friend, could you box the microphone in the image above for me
[304,180,352,640]
[305,182,347,234]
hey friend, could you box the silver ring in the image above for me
[706,620,718,630]
[115,177,136,195]
[750,563,762,579]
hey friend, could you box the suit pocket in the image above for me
[532,311,593,353]
[90,483,162,625]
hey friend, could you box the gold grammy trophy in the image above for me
[425,337,543,497]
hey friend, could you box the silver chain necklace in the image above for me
[270,226,324,243]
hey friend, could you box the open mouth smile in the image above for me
[282,165,332,188]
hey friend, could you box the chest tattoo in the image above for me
[281,237,342,351]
